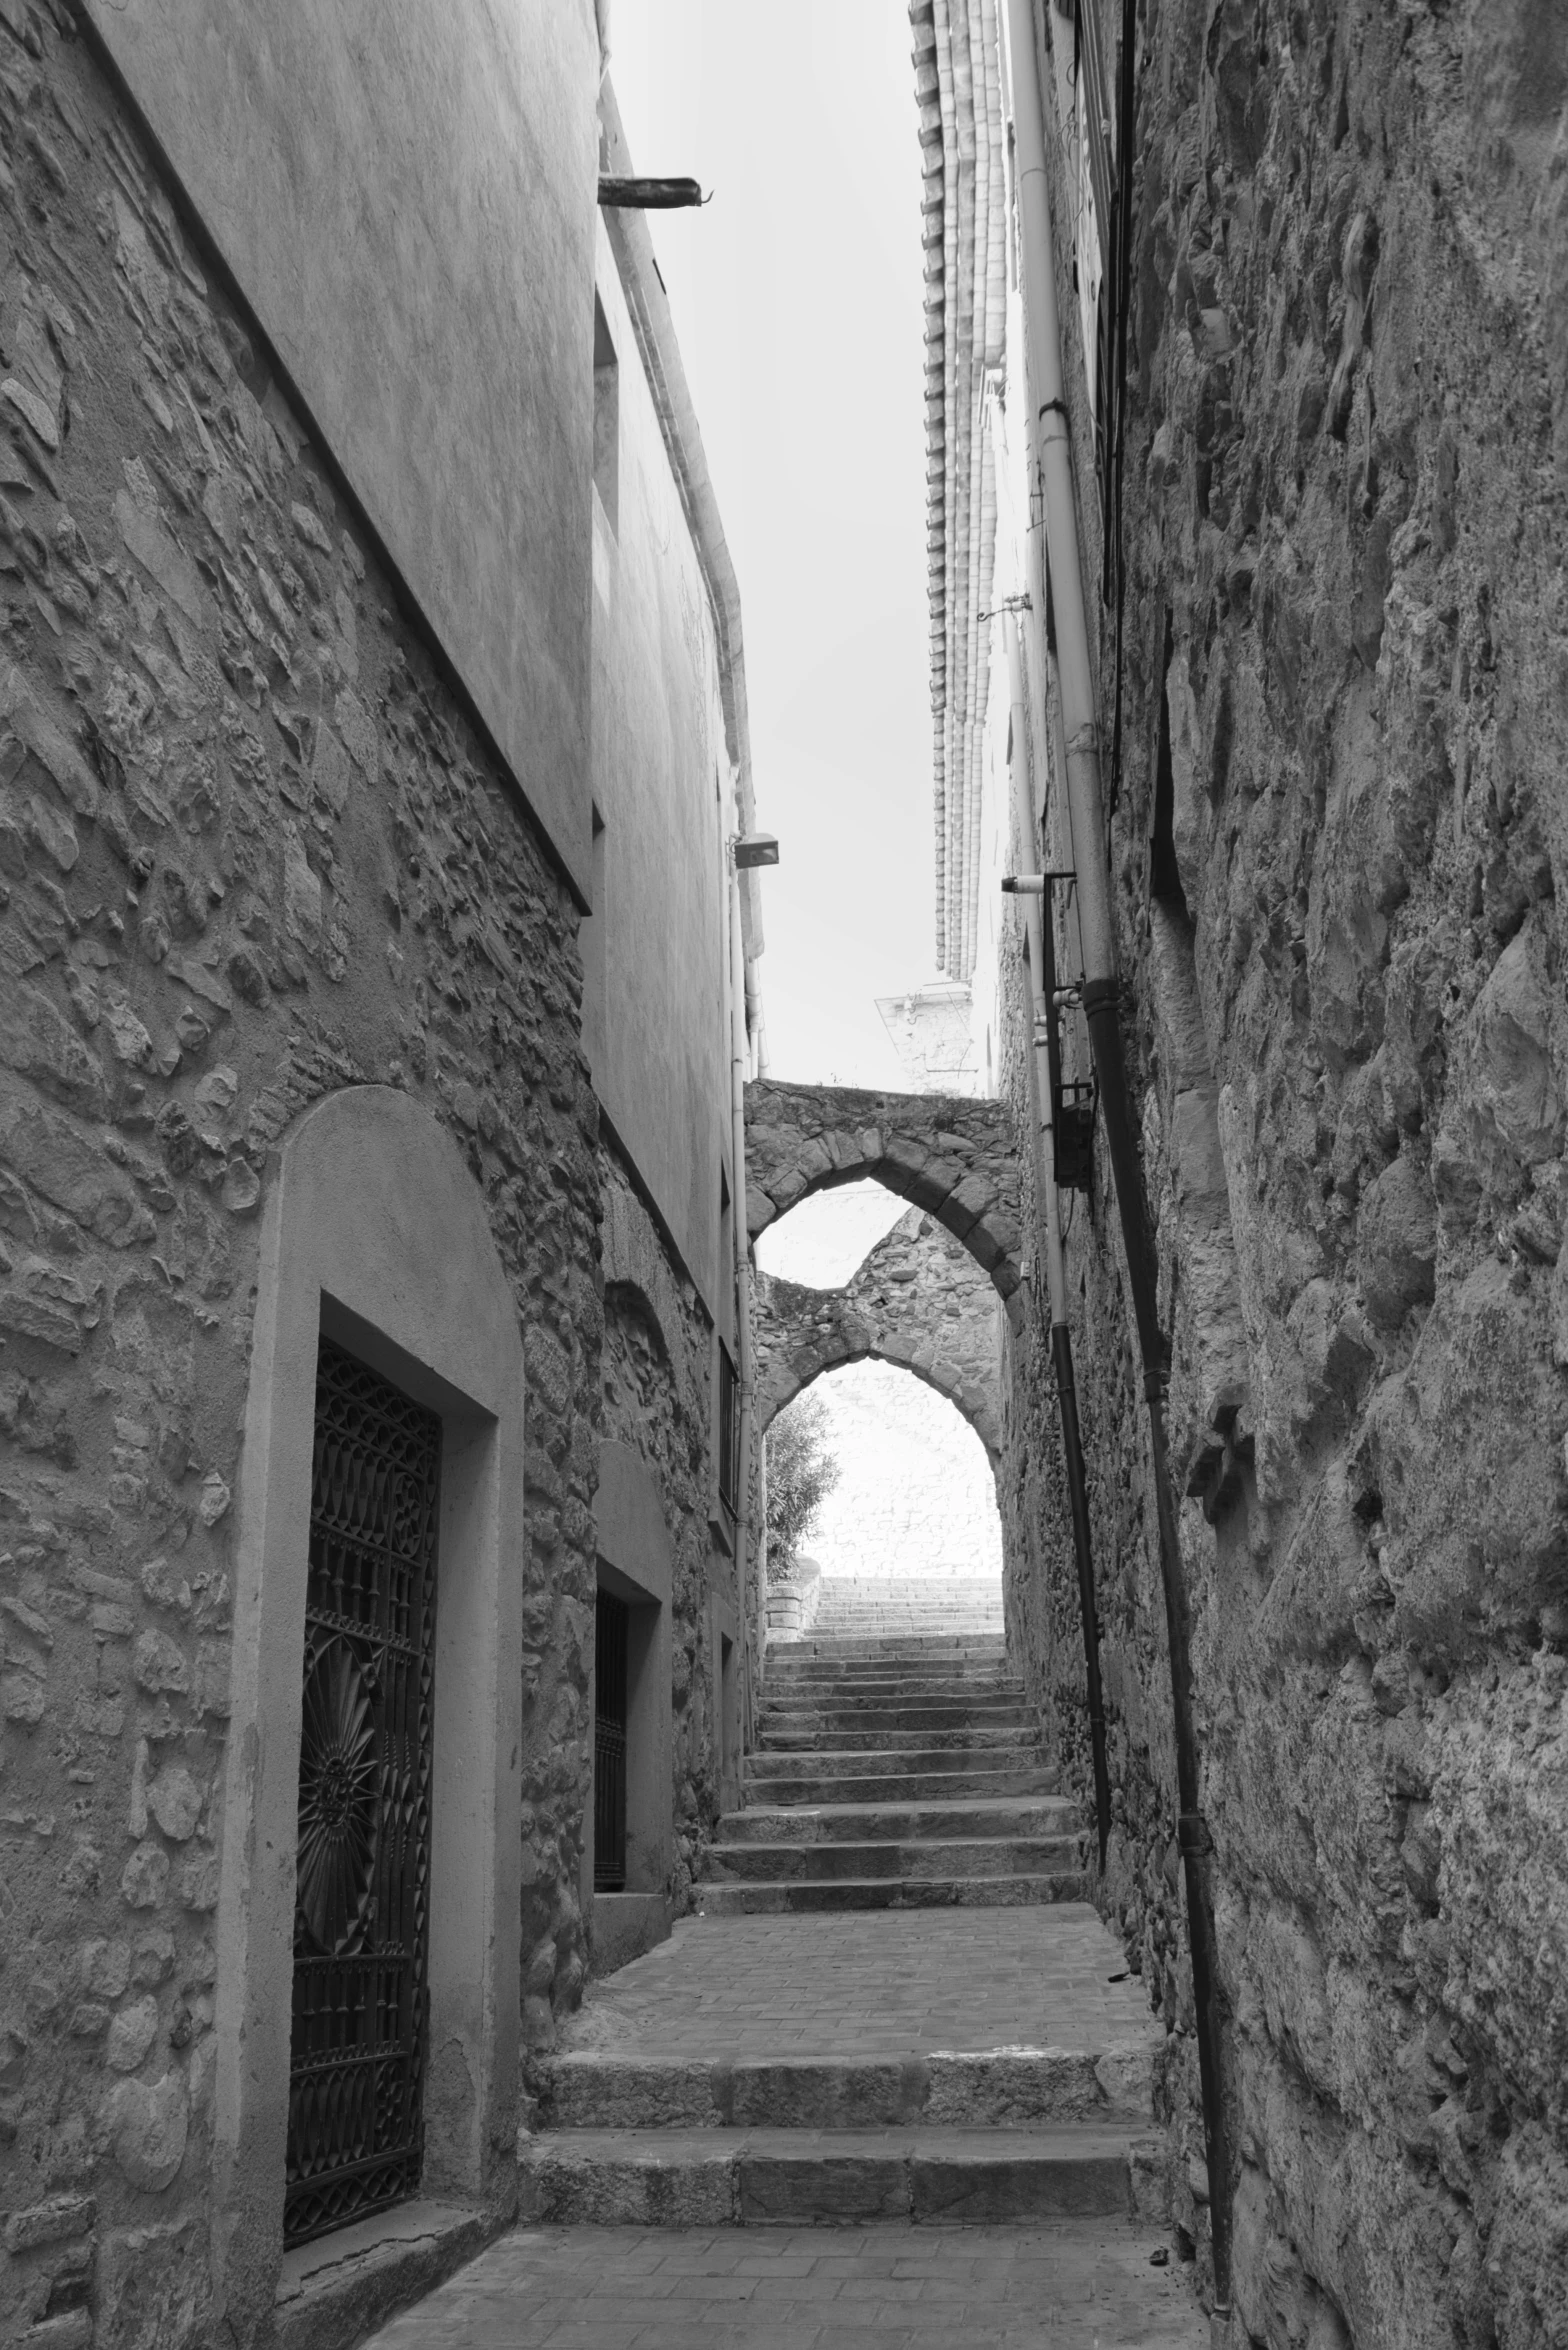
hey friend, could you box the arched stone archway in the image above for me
[744,1079,1023,1322]
[762,1336,997,1461]
[755,1207,1003,1463]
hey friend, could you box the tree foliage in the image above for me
[765,1392,839,1584]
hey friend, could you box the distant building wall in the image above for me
[875,982,981,1095]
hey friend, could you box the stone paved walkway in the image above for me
[363,2221,1208,2347]
[360,1641,1203,2347]
[559,1909,1153,2060]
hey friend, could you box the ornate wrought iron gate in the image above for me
[284,1339,441,2247]
[594,1590,629,1892]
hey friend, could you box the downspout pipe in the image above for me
[1005,0,1233,2319]
[1005,617,1110,1872]
[728,864,761,1728]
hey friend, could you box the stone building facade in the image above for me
[0,5,762,2346]
[915,1,1568,2344]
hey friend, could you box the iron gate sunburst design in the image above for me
[284,1339,441,2248]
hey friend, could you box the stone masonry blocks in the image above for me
[755,1205,1004,1463]
[745,1080,1021,1307]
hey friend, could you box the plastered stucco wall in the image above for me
[583,215,733,1320]
[79,0,600,901]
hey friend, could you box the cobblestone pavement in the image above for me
[363,2221,1209,2347]
[559,1908,1154,2060]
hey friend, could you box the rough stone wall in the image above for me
[0,14,601,2342]
[1003,1,1568,2344]
[755,1205,1003,1461]
[744,1078,1023,1314]
[597,1155,734,1917]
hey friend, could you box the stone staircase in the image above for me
[703,1632,1088,1911]
[518,1633,1163,2234]
[799,1573,1005,1639]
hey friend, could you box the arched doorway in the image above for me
[754,1177,1008,1646]
[768,1358,1003,1642]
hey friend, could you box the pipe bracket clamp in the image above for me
[1177,1811,1213,1858]
[1081,975,1120,1019]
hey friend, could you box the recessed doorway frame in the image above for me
[211,1086,525,2339]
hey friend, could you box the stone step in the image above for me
[806,1581,1004,1595]
[518,2123,1146,2227]
[803,1607,1010,1626]
[761,1663,1029,1682]
[704,1833,1084,1884]
[806,1600,1006,1615]
[763,1674,1025,1701]
[807,1600,1004,1615]
[802,1618,1004,1627]
[769,1635,1009,1660]
[747,1738,1041,1773]
[801,1575,1005,1588]
[759,1722,1037,1755]
[761,1720,1034,1757]
[696,1871,1090,1914]
[765,1655,1021,1680]
[719,1795,1081,1846]
[762,1690,1024,1715]
[806,1585,1004,1600]
[749,1739,1048,1777]
[766,1688,1030,1712]
[743,1765,1058,1805]
[761,1701,1029,1720]
[529,2043,1153,2132]
[805,1630,1007,1645]
[807,1603,1006,1618]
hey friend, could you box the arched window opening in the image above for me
[755,1177,909,1289]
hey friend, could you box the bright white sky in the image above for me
[611,1,935,1088]
[755,1177,909,1287]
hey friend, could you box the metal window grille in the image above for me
[284,1340,441,2249]
[594,1591,629,1892]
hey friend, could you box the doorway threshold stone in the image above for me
[274,2198,501,2350]
[592,1889,672,1977]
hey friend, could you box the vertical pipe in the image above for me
[1006,618,1110,1871]
[1005,0,1233,2317]
[728,865,761,1727]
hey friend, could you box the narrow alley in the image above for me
[1,3,1564,2350]
[360,1618,1204,2346]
